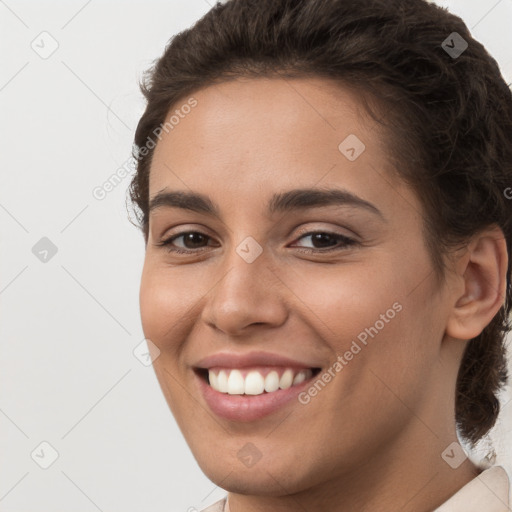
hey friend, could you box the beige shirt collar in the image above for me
[200,465,510,512]
[433,465,510,512]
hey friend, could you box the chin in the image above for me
[195,450,316,497]
[206,470,299,496]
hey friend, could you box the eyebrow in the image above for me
[148,188,385,220]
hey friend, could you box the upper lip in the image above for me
[193,351,321,370]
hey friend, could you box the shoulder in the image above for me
[199,497,227,512]
[194,469,510,512]
[434,465,510,512]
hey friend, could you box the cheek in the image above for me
[292,253,437,395]
[287,257,402,340]
[139,263,201,420]
[139,261,195,351]
[334,282,442,424]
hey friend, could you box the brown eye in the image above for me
[292,231,357,252]
[157,230,358,255]
[158,231,214,253]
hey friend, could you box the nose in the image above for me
[201,245,289,336]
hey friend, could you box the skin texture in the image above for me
[139,77,508,512]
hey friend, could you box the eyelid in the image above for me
[158,221,358,242]
[157,226,359,255]
[292,224,359,242]
[158,221,357,243]
[157,223,214,240]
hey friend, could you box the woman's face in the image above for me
[140,77,460,495]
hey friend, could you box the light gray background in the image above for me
[0,1,511,511]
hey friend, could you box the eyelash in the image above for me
[157,230,358,255]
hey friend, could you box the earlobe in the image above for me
[445,225,508,341]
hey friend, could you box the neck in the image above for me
[225,421,481,512]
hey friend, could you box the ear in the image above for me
[445,225,508,341]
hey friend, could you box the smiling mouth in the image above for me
[195,366,322,396]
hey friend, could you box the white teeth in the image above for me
[227,369,245,395]
[292,370,307,385]
[244,371,265,395]
[207,367,314,395]
[209,370,218,390]
[217,370,228,393]
[279,369,294,390]
[264,371,280,392]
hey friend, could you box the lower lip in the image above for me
[195,370,316,422]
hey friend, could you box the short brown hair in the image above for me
[129,0,512,448]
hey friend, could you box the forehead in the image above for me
[148,76,407,212]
